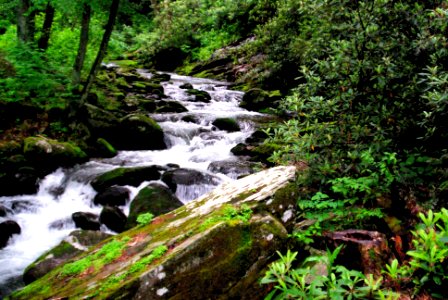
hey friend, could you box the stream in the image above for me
[0,72,267,297]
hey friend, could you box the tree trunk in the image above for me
[37,2,55,50]
[17,0,32,43]
[72,3,91,86]
[80,0,120,104]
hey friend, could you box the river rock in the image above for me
[95,138,117,158]
[126,183,183,229]
[8,166,296,300]
[181,115,197,123]
[0,167,39,196]
[155,100,188,113]
[208,160,259,178]
[179,82,193,89]
[161,168,221,193]
[186,89,212,102]
[23,230,112,284]
[93,186,130,207]
[132,81,164,96]
[23,137,88,172]
[151,73,171,83]
[0,220,21,249]
[113,114,166,150]
[0,205,7,217]
[239,88,282,112]
[212,118,241,132]
[100,206,127,233]
[72,212,101,231]
[91,165,162,192]
[82,104,120,139]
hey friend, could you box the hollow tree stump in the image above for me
[324,229,390,277]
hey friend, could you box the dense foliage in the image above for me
[1,0,448,298]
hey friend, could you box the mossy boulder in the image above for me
[23,230,111,284]
[126,183,183,229]
[94,138,117,158]
[82,104,121,139]
[212,118,241,132]
[91,165,162,192]
[239,88,282,112]
[186,89,212,102]
[150,73,171,83]
[113,114,167,150]
[23,137,88,172]
[155,100,188,113]
[8,166,296,300]
[132,81,164,96]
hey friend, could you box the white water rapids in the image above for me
[0,72,267,296]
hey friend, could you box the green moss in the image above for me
[97,138,117,157]
[200,204,253,231]
[92,245,168,298]
[59,238,127,278]
[112,60,139,68]
[136,212,154,225]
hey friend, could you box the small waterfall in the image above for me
[0,72,265,296]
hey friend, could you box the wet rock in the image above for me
[245,129,269,145]
[208,160,259,178]
[212,117,241,132]
[23,230,111,284]
[132,81,164,96]
[239,88,282,112]
[100,206,127,233]
[181,115,197,123]
[0,220,21,249]
[72,212,101,231]
[0,204,8,217]
[8,166,297,300]
[186,89,212,103]
[155,100,188,113]
[113,114,166,150]
[151,73,171,83]
[161,168,221,193]
[82,104,121,139]
[137,99,157,112]
[94,138,117,158]
[23,137,88,172]
[93,186,130,207]
[0,167,39,196]
[91,165,162,192]
[126,183,183,229]
[230,143,253,156]
[179,82,193,89]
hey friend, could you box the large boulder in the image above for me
[212,118,241,132]
[72,212,100,231]
[93,186,130,207]
[161,168,221,193]
[126,183,183,229]
[8,166,296,300]
[0,220,21,249]
[100,206,127,233]
[0,167,39,196]
[113,114,167,150]
[91,165,162,192]
[23,230,111,284]
[186,89,212,103]
[23,137,88,172]
[239,88,282,112]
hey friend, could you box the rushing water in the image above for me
[0,72,266,296]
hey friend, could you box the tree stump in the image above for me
[324,229,390,277]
